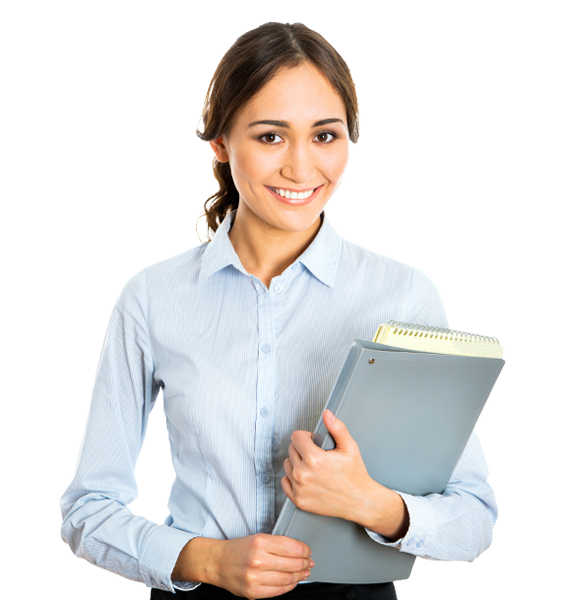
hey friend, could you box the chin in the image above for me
[269,210,323,235]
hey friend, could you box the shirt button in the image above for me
[160,582,167,589]
[406,538,415,546]
[261,473,270,483]
[274,284,283,293]
[260,407,270,417]
[261,344,271,353]
[291,264,297,270]
[416,540,425,548]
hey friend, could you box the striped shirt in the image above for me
[60,210,497,593]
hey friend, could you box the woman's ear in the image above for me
[209,137,229,163]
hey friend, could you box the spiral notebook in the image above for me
[272,322,504,584]
[373,321,503,359]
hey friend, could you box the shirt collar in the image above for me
[199,210,342,288]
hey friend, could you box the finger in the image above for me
[251,573,309,599]
[322,409,356,452]
[267,535,311,559]
[268,553,313,574]
[281,474,294,501]
[289,430,323,461]
[283,459,295,485]
[261,568,311,586]
[288,443,302,467]
[246,557,313,596]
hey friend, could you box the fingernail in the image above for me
[326,409,335,422]
[310,560,315,568]
[304,571,311,579]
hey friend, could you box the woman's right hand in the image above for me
[172,534,314,599]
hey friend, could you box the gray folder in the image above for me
[272,339,505,584]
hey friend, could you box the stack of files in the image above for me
[272,321,505,583]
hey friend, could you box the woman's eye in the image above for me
[260,133,283,144]
[316,131,337,144]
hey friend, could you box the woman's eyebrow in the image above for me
[247,118,345,128]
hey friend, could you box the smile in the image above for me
[265,185,323,206]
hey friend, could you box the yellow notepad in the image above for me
[373,321,503,359]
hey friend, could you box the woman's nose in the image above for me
[280,142,316,184]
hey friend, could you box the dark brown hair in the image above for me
[196,22,359,239]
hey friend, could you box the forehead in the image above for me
[236,62,347,126]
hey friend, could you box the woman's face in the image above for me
[210,62,350,236]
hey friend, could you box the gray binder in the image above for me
[272,339,505,584]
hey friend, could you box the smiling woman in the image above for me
[60,21,497,600]
[208,62,350,287]
[197,23,358,226]
[196,23,358,289]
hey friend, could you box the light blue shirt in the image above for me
[60,210,497,593]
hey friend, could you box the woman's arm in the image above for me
[60,271,198,592]
[364,431,497,561]
[387,267,498,559]
[282,411,496,562]
[281,409,410,541]
[172,535,313,598]
[60,270,314,595]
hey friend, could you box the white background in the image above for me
[2,1,563,598]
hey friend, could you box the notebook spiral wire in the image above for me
[388,321,500,345]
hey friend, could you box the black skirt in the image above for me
[150,581,397,600]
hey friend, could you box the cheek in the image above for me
[323,149,349,183]
[231,148,277,188]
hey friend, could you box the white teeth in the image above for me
[270,187,316,199]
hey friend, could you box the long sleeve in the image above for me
[60,271,197,592]
[365,432,497,561]
[365,268,498,561]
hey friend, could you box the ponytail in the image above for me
[202,159,239,236]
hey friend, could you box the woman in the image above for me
[61,22,497,600]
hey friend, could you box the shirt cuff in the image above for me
[364,491,437,556]
[172,581,202,592]
[139,524,201,592]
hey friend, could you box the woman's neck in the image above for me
[228,205,322,289]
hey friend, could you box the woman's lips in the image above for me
[266,185,323,206]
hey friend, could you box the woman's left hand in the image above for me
[281,409,409,540]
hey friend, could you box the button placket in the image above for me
[254,287,276,532]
